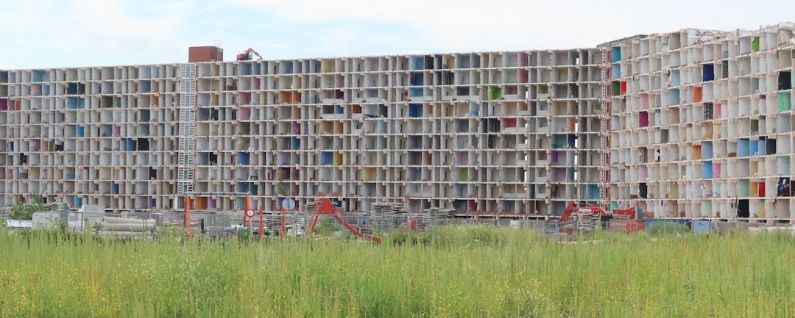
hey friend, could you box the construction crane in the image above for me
[236,48,262,61]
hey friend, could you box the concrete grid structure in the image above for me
[0,49,606,215]
[0,22,793,220]
[608,24,795,220]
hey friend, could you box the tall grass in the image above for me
[1,226,793,317]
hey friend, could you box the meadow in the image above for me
[0,225,794,317]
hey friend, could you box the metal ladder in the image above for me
[177,64,197,196]
[598,47,611,206]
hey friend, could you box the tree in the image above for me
[10,194,46,220]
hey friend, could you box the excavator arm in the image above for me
[559,202,576,223]
[560,202,612,223]
[306,198,381,243]
[236,48,263,61]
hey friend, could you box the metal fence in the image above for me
[34,209,569,239]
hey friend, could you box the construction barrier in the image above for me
[608,220,644,233]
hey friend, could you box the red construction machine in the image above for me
[236,48,262,61]
[306,198,381,243]
[559,202,635,223]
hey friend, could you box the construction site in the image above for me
[1,22,794,235]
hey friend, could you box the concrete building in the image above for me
[1,22,793,220]
[608,24,795,220]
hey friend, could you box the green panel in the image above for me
[487,86,501,100]
[458,168,469,181]
[778,92,792,112]
[738,179,750,198]
[611,81,621,96]
[752,37,760,52]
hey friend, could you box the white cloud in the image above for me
[0,0,189,68]
[220,0,795,53]
[2,0,794,68]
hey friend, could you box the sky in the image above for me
[1,0,794,69]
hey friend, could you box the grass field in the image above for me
[1,226,794,317]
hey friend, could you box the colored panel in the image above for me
[738,139,750,157]
[458,168,469,181]
[487,86,502,100]
[779,92,792,112]
[702,161,713,179]
[702,64,714,82]
[408,104,423,117]
[639,111,649,127]
[611,81,621,96]
[693,86,702,103]
[611,46,621,62]
[738,179,750,197]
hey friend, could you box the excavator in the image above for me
[559,202,635,223]
[236,48,263,61]
[306,197,381,243]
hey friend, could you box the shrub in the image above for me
[10,194,46,220]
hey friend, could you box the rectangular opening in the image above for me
[779,71,792,91]
[702,64,714,82]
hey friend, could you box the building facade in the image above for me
[1,23,793,219]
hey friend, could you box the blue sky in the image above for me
[2,0,794,69]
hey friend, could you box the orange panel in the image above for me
[694,86,702,103]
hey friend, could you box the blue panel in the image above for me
[320,152,333,165]
[140,80,151,93]
[702,161,713,179]
[738,139,750,157]
[409,87,423,97]
[73,196,82,208]
[408,104,422,117]
[611,46,621,62]
[749,140,759,156]
[701,142,713,159]
[587,184,600,200]
[32,70,46,83]
[291,137,300,149]
[611,64,621,80]
[76,125,85,138]
[237,152,251,165]
[124,138,136,151]
[67,83,76,94]
[692,220,711,234]
[409,56,424,70]
[702,64,715,82]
